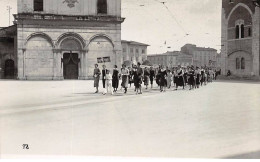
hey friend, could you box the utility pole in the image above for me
[7,6,12,26]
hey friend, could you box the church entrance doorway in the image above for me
[63,53,80,80]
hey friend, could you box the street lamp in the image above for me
[252,0,260,7]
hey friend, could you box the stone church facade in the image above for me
[221,0,260,77]
[0,0,124,80]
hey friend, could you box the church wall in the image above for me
[0,40,17,79]
[16,23,122,80]
[221,0,260,77]
[18,0,121,17]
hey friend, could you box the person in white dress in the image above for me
[103,70,113,95]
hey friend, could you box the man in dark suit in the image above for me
[102,65,107,89]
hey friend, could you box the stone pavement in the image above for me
[0,80,260,158]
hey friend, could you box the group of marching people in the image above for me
[93,63,218,95]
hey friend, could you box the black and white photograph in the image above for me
[0,0,260,161]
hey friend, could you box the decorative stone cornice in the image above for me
[14,14,125,23]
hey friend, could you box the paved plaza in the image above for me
[0,80,260,158]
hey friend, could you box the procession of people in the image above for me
[93,63,219,95]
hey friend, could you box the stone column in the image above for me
[53,49,63,80]
[84,49,89,79]
[59,51,64,80]
[221,9,228,75]
[17,49,26,80]
[79,51,87,80]
[252,7,260,76]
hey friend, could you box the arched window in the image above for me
[241,57,245,69]
[241,25,244,38]
[97,0,107,14]
[34,0,43,11]
[248,28,251,37]
[236,58,240,69]
[236,25,240,39]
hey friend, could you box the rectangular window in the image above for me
[130,48,133,53]
[136,49,139,54]
[34,0,43,12]
[142,49,145,54]
[123,48,126,52]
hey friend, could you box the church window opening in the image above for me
[235,25,239,39]
[97,0,107,14]
[236,58,240,69]
[248,28,251,37]
[241,25,244,38]
[34,0,43,11]
[241,57,245,70]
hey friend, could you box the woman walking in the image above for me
[175,66,185,90]
[166,70,172,89]
[121,64,129,94]
[93,64,101,93]
[112,65,119,92]
[149,67,155,89]
[188,66,196,90]
[159,65,167,92]
[195,67,201,89]
[133,65,142,94]
[103,70,113,95]
[144,67,150,89]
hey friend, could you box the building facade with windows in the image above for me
[0,0,124,80]
[181,44,218,68]
[147,51,193,68]
[221,0,260,76]
[121,40,149,65]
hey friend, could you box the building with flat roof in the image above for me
[181,44,218,68]
[147,51,193,68]
[121,40,149,65]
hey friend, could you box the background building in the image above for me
[221,0,260,76]
[147,44,218,68]
[147,51,193,68]
[147,51,179,67]
[0,25,17,79]
[121,40,149,65]
[0,0,124,80]
[181,44,218,68]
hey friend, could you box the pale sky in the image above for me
[0,0,222,54]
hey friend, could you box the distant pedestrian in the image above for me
[188,66,195,90]
[195,67,201,89]
[149,67,155,89]
[103,70,113,95]
[144,67,150,89]
[121,64,129,94]
[166,70,172,89]
[159,65,167,92]
[112,65,119,92]
[136,62,144,94]
[93,64,101,93]
[175,65,185,90]
[102,65,108,89]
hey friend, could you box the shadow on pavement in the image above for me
[224,150,260,159]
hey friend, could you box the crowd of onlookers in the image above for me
[93,63,220,95]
